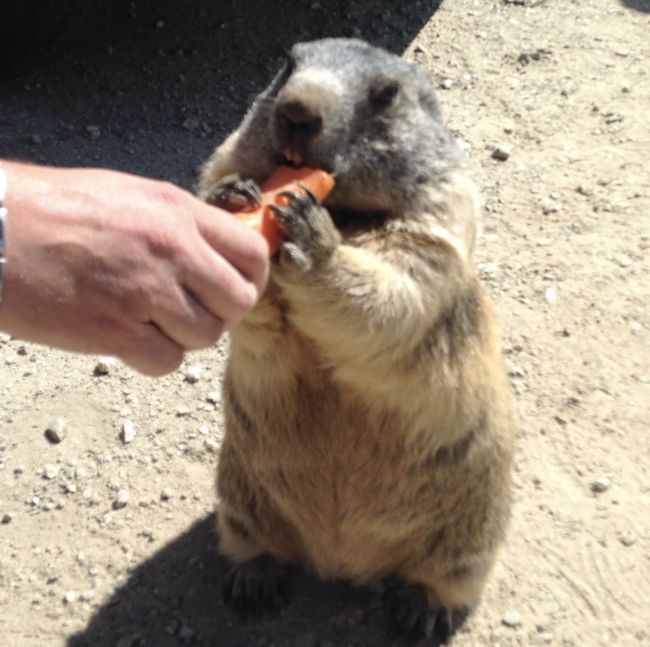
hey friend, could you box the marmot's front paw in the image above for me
[205,174,262,212]
[269,186,341,273]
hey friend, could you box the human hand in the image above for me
[0,162,269,375]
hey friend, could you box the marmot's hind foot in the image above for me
[205,174,262,212]
[382,578,470,646]
[223,554,290,620]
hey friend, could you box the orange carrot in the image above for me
[235,166,335,255]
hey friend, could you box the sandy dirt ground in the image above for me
[1,0,648,645]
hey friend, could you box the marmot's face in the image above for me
[258,38,457,215]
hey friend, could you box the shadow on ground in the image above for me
[0,0,444,190]
[67,514,392,647]
[620,0,650,12]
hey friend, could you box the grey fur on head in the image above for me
[230,38,462,214]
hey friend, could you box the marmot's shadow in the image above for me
[68,514,389,647]
[620,0,650,13]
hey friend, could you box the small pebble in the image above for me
[44,418,67,444]
[441,78,454,90]
[544,287,558,304]
[86,125,101,140]
[206,391,221,404]
[502,609,522,627]
[508,365,525,379]
[492,145,512,161]
[121,421,136,444]
[184,364,203,384]
[94,357,117,375]
[619,533,636,547]
[43,464,59,480]
[591,476,611,493]
[64,590,77,604]
[176,406,191,417]
[615,255,632,268]
[31,134,43,144]
[630,321,642,334]
[1,513,12,524]
[160,487,174,501]
[114,489,129,509]
[204,438,219,452]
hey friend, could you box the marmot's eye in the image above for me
[370,81,400,107]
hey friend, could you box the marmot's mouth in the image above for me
[280,146,337,175]
[282,146,304,167]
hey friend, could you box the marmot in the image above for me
[199,38,515,646]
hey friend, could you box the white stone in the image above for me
[502,609,522,627]
[184,365,203,384]
[591,476,611,493]
[43,464,59,480]
[121,421,136,444]
[64,591,77,604]
[94,356,117,375]
[45,418,67,444]
[544,287,558,304]
[114,489,129,509]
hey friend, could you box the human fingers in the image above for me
[181,239,262,329]
[118,321,186,377]
[151,285,224,351]
[193,204,270,294]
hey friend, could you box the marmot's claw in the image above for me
[268,203,296,222]
[294,182,318,205]
[270,186,340,268]
[223,555,290,620]
[276,189,315,211]
[206,175,262,212]
[240,183,263,206]
[382,578,469,646]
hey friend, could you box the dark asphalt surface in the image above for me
[1,0,443,191]
[1,2,445,645]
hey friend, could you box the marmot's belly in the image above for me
[256,431,425,583]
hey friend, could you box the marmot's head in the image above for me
[233,38,462,214]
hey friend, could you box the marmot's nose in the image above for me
[276,99,323,139]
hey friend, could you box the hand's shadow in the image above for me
[68,513,390,647]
